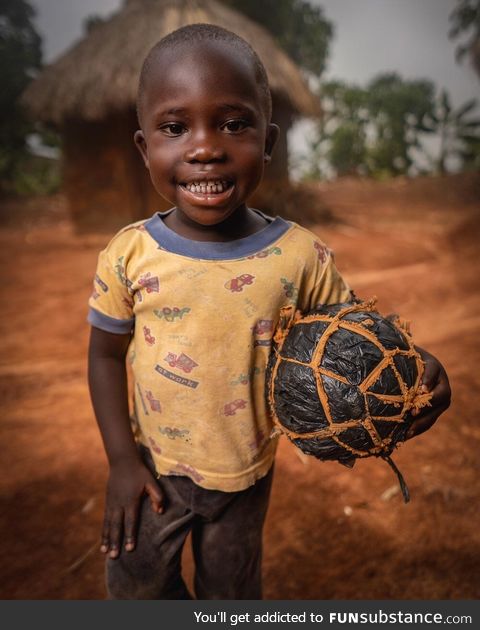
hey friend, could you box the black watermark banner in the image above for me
[1,600,478,630]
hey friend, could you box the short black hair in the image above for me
[137,23,272,124]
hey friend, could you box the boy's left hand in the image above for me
[406,346,451,440]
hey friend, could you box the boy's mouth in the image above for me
[180,179,232,194]
[178,178,235,206]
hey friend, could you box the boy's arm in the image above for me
[406,346,451,439]
[88,326,164,558]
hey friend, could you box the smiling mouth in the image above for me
[180,179,233,195]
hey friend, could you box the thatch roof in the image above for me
[22,0,320,125]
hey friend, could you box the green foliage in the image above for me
[302,72,480,180]
[422,90,480,173]
[449,0,480,76]
[365,73,436,176]
[328,123,367,176]
[224,0,333,76]
[300,80,369,179]
[0,0,42,192]
[301,73,442,180]
[8,154,62,196]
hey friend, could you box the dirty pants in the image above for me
[106,446,274,600]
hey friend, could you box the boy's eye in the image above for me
[159,123,185,137]
[221,119,249,133]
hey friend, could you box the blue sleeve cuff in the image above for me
[87,307,135,334]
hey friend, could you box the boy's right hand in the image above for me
[101,457,164,559]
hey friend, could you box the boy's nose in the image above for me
[183,144,226,164]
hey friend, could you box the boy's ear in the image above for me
[134,130,149,168]
[264,123,280,164]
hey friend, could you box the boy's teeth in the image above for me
[185,180,228,193]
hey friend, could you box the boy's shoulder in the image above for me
[111,218,150,240]
[281,220,333,261]
[286,221,325,241]
[102,218,151,254]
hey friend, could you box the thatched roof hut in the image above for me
[23,0,320,230]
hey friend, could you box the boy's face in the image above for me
[135,41,278,228]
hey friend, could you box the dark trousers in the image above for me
[106,446,274,600]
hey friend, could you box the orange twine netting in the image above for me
[267,299,433,502]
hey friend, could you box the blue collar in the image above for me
[144,208,291,260]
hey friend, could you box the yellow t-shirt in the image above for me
[88,209,352,491]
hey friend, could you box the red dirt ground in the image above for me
[1,173,479,600]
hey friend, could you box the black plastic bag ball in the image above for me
[266,301,431,473]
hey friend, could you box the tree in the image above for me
[449,0,480,78]
[302,80,368,178]
[224,0,333,77]
[422,90,480,173]
[0,0,42,192]
[365,73,436,177]
[323,82,368,176]
[302,74,440,180]
[328,123,368,177]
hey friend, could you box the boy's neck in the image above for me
[162,205,269,242]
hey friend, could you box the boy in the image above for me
[87,24,450,600]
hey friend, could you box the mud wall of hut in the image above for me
[63,110,165,232]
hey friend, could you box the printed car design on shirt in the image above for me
[239,246,282,261]
[158,426,191,442]
[143,325,155,346]
[223,399,247,416]
[230,367,262,386]
[145,390,161,412]
[114,256,133,290]
[164,352,198,373]
[280,277,299,301]
[154,306,191,322]
[138,272,160,293]
[313,241,330,263]
[252,319,274,335]
[224,274,255,292]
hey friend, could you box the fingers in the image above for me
[411,383,429,416]
[101,507,124,558]
[406,399,450,439]
[406,388,451,439]
[410,346,451,426]
[100,518,110,554]
[123,498,140,552]
[406,348,451,440]
[145,480,164,514]
[417,346,451,399]
[101,502,141,556]
[420,353,441,392]
[100,479,164,557]
[418,364,451,416]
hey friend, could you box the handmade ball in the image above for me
[266,301,430,467]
